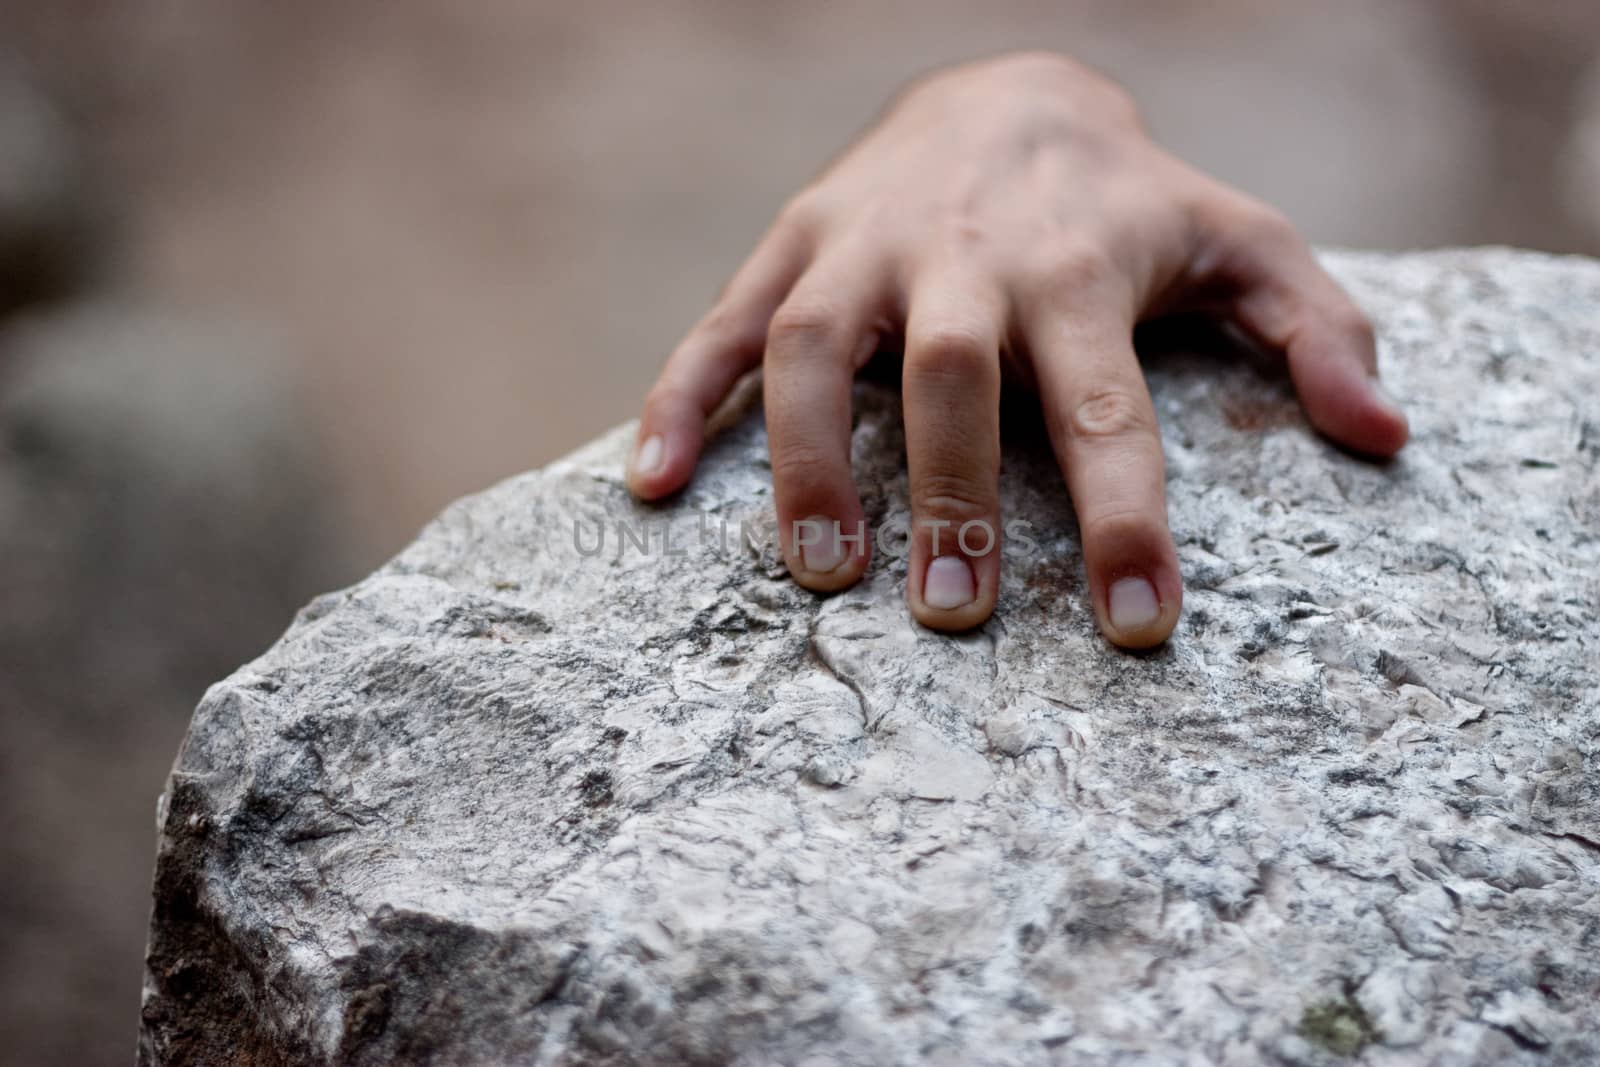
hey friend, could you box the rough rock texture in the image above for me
[141,249,1599,1065]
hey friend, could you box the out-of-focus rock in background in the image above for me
[0,2,1597,1064]
[0,64,94,313]
[0,65,353,1067]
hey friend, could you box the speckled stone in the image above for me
[140,250,1600,1066]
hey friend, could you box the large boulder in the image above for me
[140,249,1600,1065]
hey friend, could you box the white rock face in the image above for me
[140,250,1600,1066]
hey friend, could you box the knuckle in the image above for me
[908,323,993,382]
[775,190,823,234]
[1033,245,1117,300]
[988,52,1141,124]
[1080,506,1162,550]
[1331,304,1377,350]
[767,301,841,357]
[644,380,691,417]
[1067,387,1155,442]
[915,474,998,524]
[768,441,835,488]
[921,492,992,534]
[1099,81,1143,126]
[989,50,1093,93]
[990,50,1080,84]
[1241,206,1299,253]
[693,303,765,355]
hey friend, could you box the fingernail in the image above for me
[1109,575,1161,633]
[924,555,976,610]
[632,434,664,477]
[798,514,846,573]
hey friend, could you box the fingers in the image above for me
[902,266,1005,631]
[629,217,811,498]
[1029,299,1182,649]
[765,243,890,591]
[1200,197,1409,458]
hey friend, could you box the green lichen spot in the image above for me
[1298,995,1381,1057]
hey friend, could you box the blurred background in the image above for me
[0,2,1597,1063]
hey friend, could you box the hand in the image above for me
[626,51,1408,647]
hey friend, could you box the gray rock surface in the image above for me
[140,249,1600,1065]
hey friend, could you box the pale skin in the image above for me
[626,51,1408,648]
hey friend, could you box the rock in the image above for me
[0,66,98,314]
[140,249,1600,1065]
[0,302,354,717]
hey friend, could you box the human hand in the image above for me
[626,51,1408,647]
